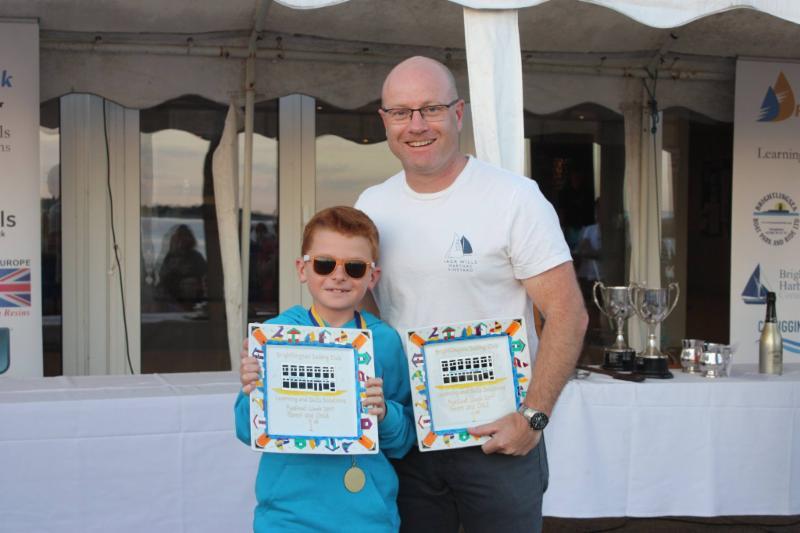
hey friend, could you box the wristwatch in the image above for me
[517,405,549,431]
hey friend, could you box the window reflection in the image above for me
[40,99,61,376]
[663,108,732,347]
[140,97,278,373]
[240,134,279,319]
[315,100,402,210]
[525,104,627,364]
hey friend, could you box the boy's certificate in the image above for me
[247,323,378,455]
[404,318,533,452]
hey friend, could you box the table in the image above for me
[544,364,800,517]
[0,365,797,531]
[0,372,256,533]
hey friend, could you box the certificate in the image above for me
[405,318,532,452]
[247,323,378,455]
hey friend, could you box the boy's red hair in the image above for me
[301,206,380,261]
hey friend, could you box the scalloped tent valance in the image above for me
[273,0,800,27]
[19,1,795,122]
[5,0,793,120]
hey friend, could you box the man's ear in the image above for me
[295,257,308,284]
[454,99,465,131]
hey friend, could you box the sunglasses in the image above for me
[302,255,375,279]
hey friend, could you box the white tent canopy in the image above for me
[4,0,795,118]
[4,0,800,369]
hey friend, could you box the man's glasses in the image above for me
[303,255,375,279]
[380,99,461,124]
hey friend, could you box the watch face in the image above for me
[530,412,548,430]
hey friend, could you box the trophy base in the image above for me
[602,349,638,372]
[636,356,674,379]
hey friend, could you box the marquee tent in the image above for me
[3,0,800,368]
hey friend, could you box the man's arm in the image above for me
[469,261,588,455]
[520,261,588,417]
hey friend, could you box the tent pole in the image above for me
[241,55,255,334]
[241,0,271,334]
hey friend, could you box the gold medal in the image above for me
[344,459,366,493]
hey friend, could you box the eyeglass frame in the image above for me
[302,254,376,279]
[379,98,462,123]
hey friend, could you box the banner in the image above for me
[0,20,41,377]
[731,59,800,364]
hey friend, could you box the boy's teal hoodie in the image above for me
[234,305,415,532]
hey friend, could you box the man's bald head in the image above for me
[381,56,458,106]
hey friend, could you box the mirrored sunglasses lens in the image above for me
[344,261,368,278]
[313,257,337,275]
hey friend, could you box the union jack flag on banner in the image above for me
[0,267,32,308]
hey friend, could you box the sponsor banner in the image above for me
[0,21,41,376]
[731,60,800,363]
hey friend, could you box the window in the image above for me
[40,98,61,376]
[315,100,402,210]
[663,108,732,347]
[140,96,278,373]
[525,104,627,364]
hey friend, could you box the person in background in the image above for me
[157,224,207,310]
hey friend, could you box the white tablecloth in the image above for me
[544,364,800,518]
[0,372,256,533]
[1,365,798,532]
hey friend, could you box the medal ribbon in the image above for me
[308,306,366,330]
[308,305,368,493]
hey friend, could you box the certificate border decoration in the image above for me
[248,322,378,455]
[405,318,532,452]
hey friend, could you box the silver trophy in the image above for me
[697,342,733,378]
[680,339,704,374]
[630,283,680,378]
[592,282,638,371]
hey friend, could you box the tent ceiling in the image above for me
[517,3,800,59]
[4,0,800,118]
[5,0,799,59]
[4,0,258,34]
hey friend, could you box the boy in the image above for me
[235,206,415,532]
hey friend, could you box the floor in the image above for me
[543,516,800,532]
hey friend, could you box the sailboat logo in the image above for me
[757,71,796,122]
[445,233,474,258]
[741,264,769,305]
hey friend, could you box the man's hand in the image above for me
[468,412,540,456]
[240,337,261,394]
[362,377,386,422]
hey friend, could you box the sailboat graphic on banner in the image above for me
[741,264,769,305]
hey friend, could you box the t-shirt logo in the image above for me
[444,233,477,273]
[445,233,473,258]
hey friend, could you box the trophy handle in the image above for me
[666,282,680,317]
[592,281,613,319]
[628,283,643,319]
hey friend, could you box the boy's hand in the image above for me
[362,377,386,422]
[240,337,261,394]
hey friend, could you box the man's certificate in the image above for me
[405,318,532,452]
[247,323,378,455]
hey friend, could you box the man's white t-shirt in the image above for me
[355,156,572,358]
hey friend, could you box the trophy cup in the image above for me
[592,282,638,371]
[630,283,680,379]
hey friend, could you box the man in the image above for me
[355,56,588,533]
